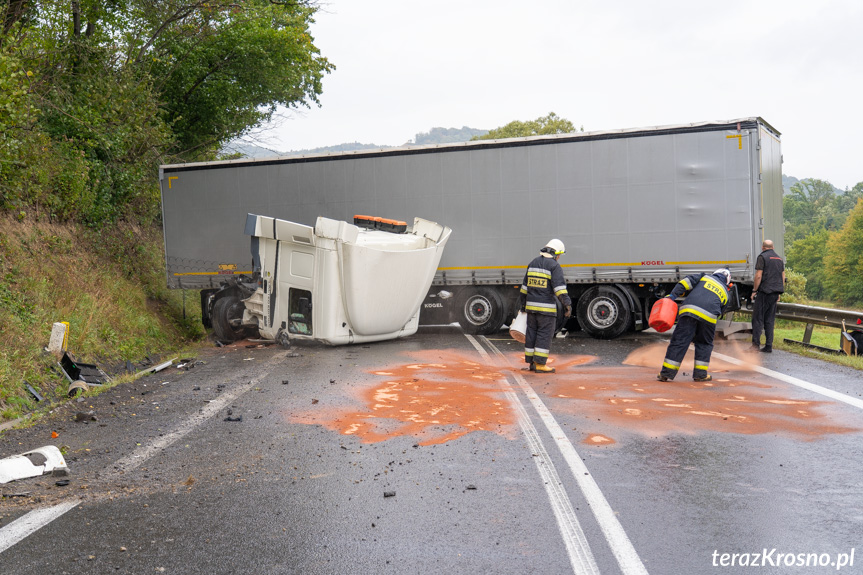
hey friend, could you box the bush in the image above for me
[781,268,807,304]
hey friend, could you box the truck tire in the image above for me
[212,295,247,342]
[457,288,505,335]
[576,286,632,340]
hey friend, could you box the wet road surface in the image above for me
[1,327,862,574]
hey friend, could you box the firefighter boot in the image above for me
[534,363,556,374]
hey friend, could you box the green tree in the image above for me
[142,1,334,158]
[472,112,580,140]
[783,178,839,242]
[0,0,333,224]
[823,198,863,306]
[786,228,831,300]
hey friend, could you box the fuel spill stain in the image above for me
[546,344,860,444]
[288,350,520,445]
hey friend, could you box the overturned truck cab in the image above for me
[232,214,451,346]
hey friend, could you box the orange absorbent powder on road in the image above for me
[288,350,520,445]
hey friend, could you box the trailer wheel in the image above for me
[457,288,505,335]
[212,295,247,342]
[576,286,631,340]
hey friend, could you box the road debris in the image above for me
[59,352,110,396]
[0,445,69,484]
[25,381,44,402]
[176,358,202,370]
[75,410,97,423]
[134,358,177,378]
[383,491,396,498]
[46,321,69,356]
[67,380,89,397]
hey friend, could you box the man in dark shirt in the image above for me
[749,239,785,353]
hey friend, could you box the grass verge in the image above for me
[0,215,206,422]
[738,316,863,371]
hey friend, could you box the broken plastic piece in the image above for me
[25,382,44,402]
[59,352,109,386]
[0,446,69,484]
[68,380,89,397]
[133,358,177,379]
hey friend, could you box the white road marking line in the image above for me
[465,335,599,575]
[111,354,278,475]
[0,352,284,555]
[478,336,650,575]
[0,499,79,554]
[712,351,863,411]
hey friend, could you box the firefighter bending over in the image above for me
[518,239,572,374]
[658,268,732,382]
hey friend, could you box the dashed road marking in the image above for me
[474,335,649,575]
[0,500,79,554]
[0,352,284,556]
[464,335,600,575]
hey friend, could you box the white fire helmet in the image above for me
[713,268,731,284]
[544,239,565,256]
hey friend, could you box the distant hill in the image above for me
[782,174,845,195]
[782,174,800,195]
[282,142,392,156]
[225,126,489,159]
[411,126,488,145]
[220,141,284,159]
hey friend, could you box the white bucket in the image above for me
[509,311,527,343]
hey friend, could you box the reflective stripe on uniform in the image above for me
[662,358,681,371]
[534,348,549,358]
[680,277,693,290]
[554,285,568,296]
[528,268,552,278]
[526,301,556,312]
[694,360,709,369]
[679,304,718,324]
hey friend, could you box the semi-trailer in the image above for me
[159,117,782,341]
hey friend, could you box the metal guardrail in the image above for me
[773,303,863,355]
[775,303,863,330]
[733,302,863,355]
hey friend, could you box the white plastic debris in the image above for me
[46,322,69,355]
[0,445,69,484]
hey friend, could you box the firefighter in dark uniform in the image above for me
[658,268,732,382]
[518,239,572,374]
[749,239,786,353]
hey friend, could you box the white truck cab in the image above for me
[242,214,451,346]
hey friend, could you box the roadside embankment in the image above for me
[0,215,205,422]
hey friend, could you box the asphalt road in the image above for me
[1,326,862,574]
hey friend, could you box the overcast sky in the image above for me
[259,0,863,190]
